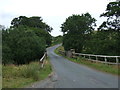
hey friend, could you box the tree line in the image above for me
[2,16,52,65]
[61,1,120,56]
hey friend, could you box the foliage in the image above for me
[98,1,120,31]
[20,62,41,81]
[61,13,96,52]
[61,13,96,34]
[94,1,120,56]
[2,16,52,65]
[83,31,119,55]
[54,45,64,56]
[2,26,46,65]
[11,16,53,32]
[52,35,63,46]
[33,27,52,47]
[2,60,52,88]
[2,27,45,65]
[61,1,120,56]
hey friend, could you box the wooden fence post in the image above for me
[105,56,107,63]
[96,56,98,62]
[84,55,85,58]
[89,55,90,60]
[71,49,75,58]
[64,49,120,64]
[116,57,119,63]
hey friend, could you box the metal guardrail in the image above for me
[40,52,47,68]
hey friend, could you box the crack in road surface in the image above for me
[27,44,119,88]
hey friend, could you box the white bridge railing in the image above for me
[74,53,120,65]
[40,52,47,68]
[59,50,120,65]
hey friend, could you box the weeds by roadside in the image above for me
[0,64,2,89]
[2,57,52,88]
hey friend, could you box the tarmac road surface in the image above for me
[47,44,118,88]
[26,44,119,88]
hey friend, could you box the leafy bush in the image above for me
[2,16,52,65]
[2,26,46,65]
[83,31,119,56]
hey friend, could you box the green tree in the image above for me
[98,1,120,31]
[61,13,96,52]
[83,31,118,55]
[2,29,13,64]
[97,1,120,56]
[32,28,52,47]
[11,16,53,32]
[2,15,53,65]
[2,26,46,65]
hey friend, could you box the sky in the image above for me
[0,0,116,36]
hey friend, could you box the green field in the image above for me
[2,57,52,88]
[55,46,120,76]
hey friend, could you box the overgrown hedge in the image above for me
[2,26,50,65]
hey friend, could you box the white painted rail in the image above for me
[40,52,47,68]
[58,50,120,65]
[74,53,120,64]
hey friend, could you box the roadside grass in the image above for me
[51,37,62,46]
[54,46,120,76]
[51,42,62,47]
[2,57,52,88]
[0,64,2,89]
[51,42,61,47]
[54,45,64,55]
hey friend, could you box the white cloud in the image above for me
[0,0,116,36]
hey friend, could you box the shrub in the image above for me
[21,62,40,81]
[2,26,46,65]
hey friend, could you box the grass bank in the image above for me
[2,57,52,88]
[54,46,120,76]
[0,64,2,89]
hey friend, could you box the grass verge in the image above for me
[2,57,52,88]
[0,64,2,89]
[54,45,120,76]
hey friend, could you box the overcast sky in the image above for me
[0,0,116,36]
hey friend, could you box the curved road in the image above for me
[47,44,118,88]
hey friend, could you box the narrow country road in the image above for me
[47,44,118,88]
